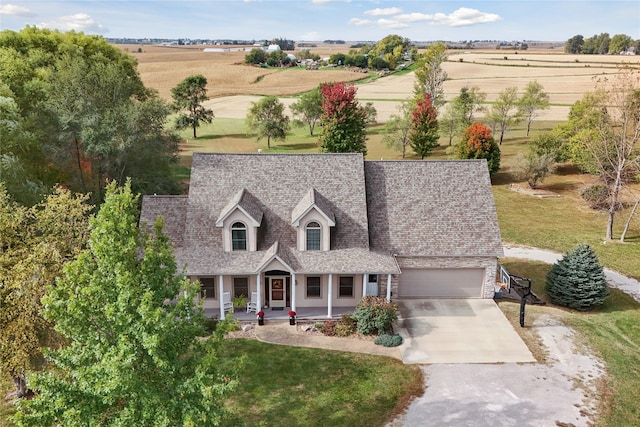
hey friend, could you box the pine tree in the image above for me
[545,244,609,310]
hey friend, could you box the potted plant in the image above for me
[233,294,247,312]
[288,310,296,326]
[257,311,265,326]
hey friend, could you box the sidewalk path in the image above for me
[503,243,640,303]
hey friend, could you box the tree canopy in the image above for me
[246,95,290,149]
[409,93,439,159]
[456,122,501,175]
[319,82,368,155]
[0,27,181,205]
[0,185,91,397]
[171,74,215,139]
[14,181,238,426]
[290,87,323,136]
[413,42,448,109]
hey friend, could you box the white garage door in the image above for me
[398,268,485,298]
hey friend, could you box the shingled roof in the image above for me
[364,159,503,257]
[139,154,502,277]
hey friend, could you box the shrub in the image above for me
[353,296,399,335]
[334,313,357,337]
[374,334,403,347]
[456,122,501,175]
[514,152,556,188]
[319,320,336,336]
[545,243,609,310]
[581,184,610,210]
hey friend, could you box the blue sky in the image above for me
[1,1,638,42]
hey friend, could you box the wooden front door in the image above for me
[269,277,286,308]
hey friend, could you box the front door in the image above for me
[269,277,286,308]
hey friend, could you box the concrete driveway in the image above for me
[395,299,535,364]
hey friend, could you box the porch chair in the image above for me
[247,291,258,313]
[222,292,233,313]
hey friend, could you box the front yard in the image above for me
[218,339,422,427]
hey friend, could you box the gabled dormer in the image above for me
[291,188,335,251]
[216,189,263,252]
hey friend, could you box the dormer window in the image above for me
[231,222,247,251]
[306,222,321,250]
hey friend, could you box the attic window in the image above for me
[231,222,247,251]
[306,222,321,250]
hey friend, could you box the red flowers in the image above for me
[288,310,296,317]
[257,311,265,318]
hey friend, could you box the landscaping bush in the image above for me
[353,296,399,335]
[580,184,611,210]
[545,243,609,310]
[202,316,219,334]
[334,313,357,337]
[374,334,403,347]
[319,320,336,336]
[514,152,556,188]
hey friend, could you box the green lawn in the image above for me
[219,340,422,427]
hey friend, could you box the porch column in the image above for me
[218,274,225,318]
[362,274,367,298]
[291,272,297,312]
[386,274,392,302]
[327,274,333,318]
[256,272,262,313]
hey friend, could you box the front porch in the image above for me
[205,306,357,322]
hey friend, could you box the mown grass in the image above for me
[219,339,422,427]
[499,259,640,427]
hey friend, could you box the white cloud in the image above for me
[0,4,36,17]
[364,7,402,17]
[430,7,502,27]
[348,18,372,26]
[376,18,408,30]
[38,13,108,34]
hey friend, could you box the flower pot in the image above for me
[289,316,296,326]
[258,317,264,326]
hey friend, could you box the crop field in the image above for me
[124,44,639,123]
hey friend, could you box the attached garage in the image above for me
[397,268,485,298]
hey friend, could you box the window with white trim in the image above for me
[306,221,321,250]
[339,276,354,297]
[199,277,216,299]
[231,222,247,251]
[233,277,249,298]
[306,276,321,298]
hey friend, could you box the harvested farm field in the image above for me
[123,44,639,122]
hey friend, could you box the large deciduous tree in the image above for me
[0,27,181,205]
[440,86,486,145]
[564,66,640,241]
[246,95,290,149]
[456,122,501,174]
[14,181,238,427]
[319,82,368,155]
[565,35,584,54]
[519,81,550,136]
[413,42,448,109]
[409,93,439,159]
[171,74,214,139]
[488,86,523,145]
[367,34,410,70]
[0,186,91,398]
[383,100,413,158]
[290,87,323,136]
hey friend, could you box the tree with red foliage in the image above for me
[409,93,439,159]
[319,82,368,155]
[456,122,501,174]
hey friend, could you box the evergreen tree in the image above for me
[545,244,609,310]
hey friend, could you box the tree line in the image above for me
[565,32,639,54]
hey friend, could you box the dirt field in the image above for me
[124,44,639,123]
